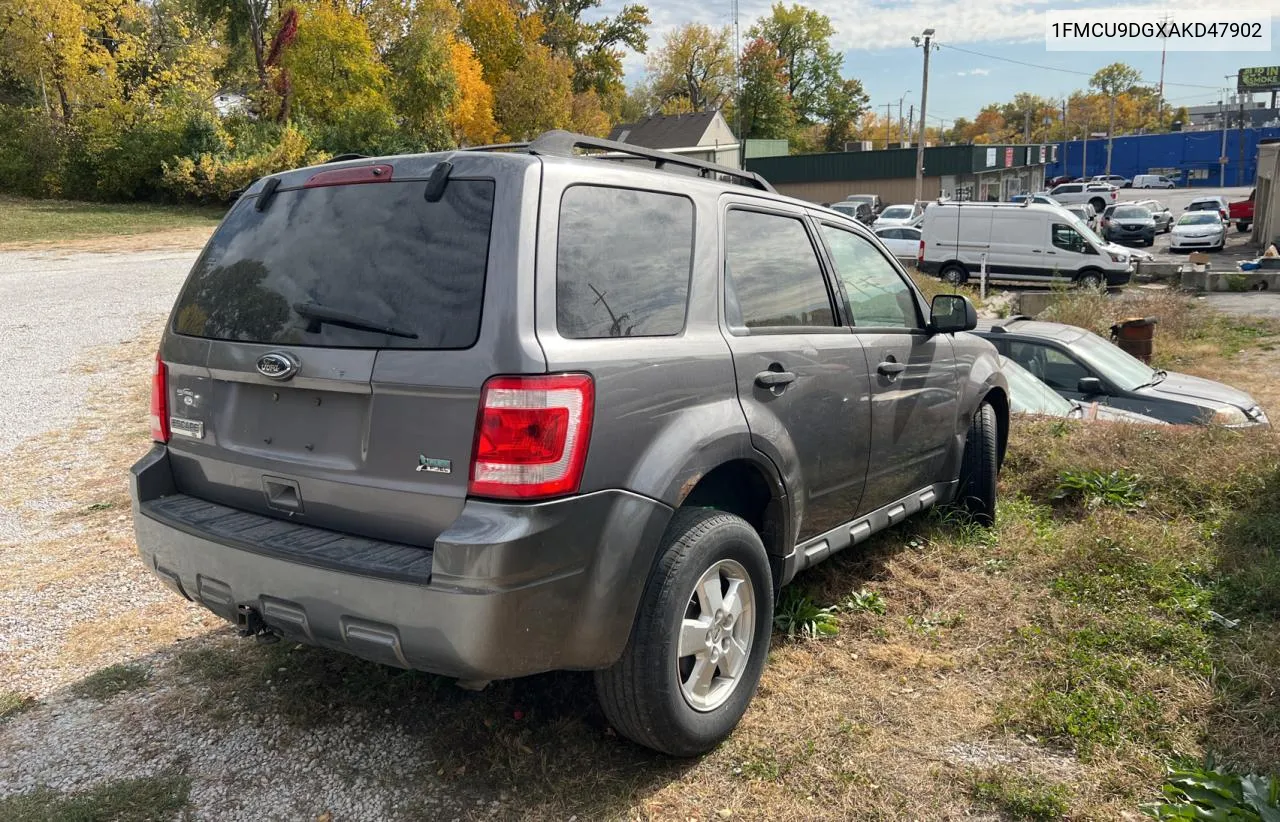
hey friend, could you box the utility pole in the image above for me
[907,104,914,146]
[1157,12,1172,126]
[732,0,741,148]
[1061,98,1068,175]
[1082,128,1088,179]
[1024,108,1031,142]
[1239,92,1247,187]
[1219,92,1228,187]
[899,97,905,142]
[912,28,936,205]
[885,103,892,147]
[1106,93,1116,176]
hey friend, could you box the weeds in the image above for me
[70,664,149,701]
[1142,758,1280,820]
[1053,469,1146,509]
[0,691,36,721]
[842,589,887,615]
[970,769,1071,821]
[773,588,840,638]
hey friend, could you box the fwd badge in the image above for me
[416,455,452,474]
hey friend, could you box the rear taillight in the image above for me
[917,240,925,264]
[1111,190,1118,200]
[469,374,594,500]
[150,355,169,443]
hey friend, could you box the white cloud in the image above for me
[957,68,991,77]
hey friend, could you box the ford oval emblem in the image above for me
[256,352,300,380]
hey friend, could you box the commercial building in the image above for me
[744,144,1055,205]
[1046,128,1280,188]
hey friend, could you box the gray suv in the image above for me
[131,130,1009,757]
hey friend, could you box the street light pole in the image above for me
[912,29,936,205]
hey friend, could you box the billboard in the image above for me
[1238,65,1280,93]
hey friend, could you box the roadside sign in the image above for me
[1005,147,1014,166]
[1238,65,1280,93]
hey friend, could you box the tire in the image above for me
[1076,270,1105,291]
[1144,237,1154,247]
[595,508,774,757]
[954,402,999,527]
[1089,198,1107,213]
[1238,221,1251,233]
[940,263,969,285]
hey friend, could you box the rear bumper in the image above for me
[131,446,673,680]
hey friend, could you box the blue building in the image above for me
[1046,128,1280,187]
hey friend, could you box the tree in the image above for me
[494,42,573,139]
[819,77,868,151]
[460,0,537,84]
[446,38,497,145]
[0,0,106,121]
[1090,61,1143,99]
[647,23,733,113]
[570,88,609,136]
[281,2,389,126]
[530,0,648,111]
[735,36,794,139]
[970,105,1009,144]
[747,3,842,124]
[385,8,456,148]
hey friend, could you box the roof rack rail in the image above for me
[326,153,369,163]
[462,130,775,193]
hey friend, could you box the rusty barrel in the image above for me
[1111,317,1157,362]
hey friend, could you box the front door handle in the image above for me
[755,370,797,388]
[877,361,906,377]
[1031,249,1042,253]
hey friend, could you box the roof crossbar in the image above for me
[461,129,775,193]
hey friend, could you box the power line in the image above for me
[935,42,1223,90]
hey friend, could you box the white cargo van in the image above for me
[916,202,1133,289]
[1133,174,1176,189]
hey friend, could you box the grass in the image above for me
[69,664,149,701]
[0,194,222,246]
[0,773,191,822]
[1,690,36,721]
[970,768,1072,820]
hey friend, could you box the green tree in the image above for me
[530,0,648,113]
[282,2,390,126]
[734,37,794,139]
[819,77,867,151]
[647,23,733,113]
[494,42,572,139]
[385,8,457,148]
[747,3,842,124]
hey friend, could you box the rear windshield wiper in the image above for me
[292,302,419,340]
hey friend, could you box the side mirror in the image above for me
[1077,377,1105,396]
[930,294,977,334]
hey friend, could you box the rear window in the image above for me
[173,179,495,349]
[556,185,693,338]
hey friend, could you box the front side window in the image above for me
[819,225,920,329]
[1007,341,1091,391]
[1052,223,1091,254]
[557,186,694,339]
[724,211,835,330]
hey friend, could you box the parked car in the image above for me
[974,318,1267,427]
[918,201,1131,289]
[1186,196,1229,221]
[1049,182,1120,214]
[1091,174,1131,188]
[1063,203,1098,233]
[1169,211,1227,252]
[1132,174,1176,189]
[1009,193,1063,207]
[873,203,923,227]
[1001,356,1165,424]
[873,225,923,258]
[830,200,875,225]
[1046,175,1077,188]
[1100,204,1156,246]
[1229,188,1255,232]
[131,130,1008,758]
[1134,199,1173,233]
[844,193,885,215]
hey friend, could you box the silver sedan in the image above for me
[1169,212,1226,252]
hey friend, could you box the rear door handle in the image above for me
[1031,249,1042,253]
[755,370,797,388]
[877,361,906,377]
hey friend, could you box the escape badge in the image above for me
[416,455,452,474]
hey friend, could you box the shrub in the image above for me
[0,106,68,198]
[161,124,328,204]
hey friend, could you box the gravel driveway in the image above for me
[0,247,197,457]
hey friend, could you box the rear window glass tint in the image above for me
[725,210,834,330]
[173,179,494,349]
[556,186,693,338]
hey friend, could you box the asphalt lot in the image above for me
[1104,185,1258,265]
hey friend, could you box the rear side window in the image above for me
[724,210,834,330]
[173,179,494,349]
[556,186,693,338]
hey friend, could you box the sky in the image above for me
[606,0,1280,128]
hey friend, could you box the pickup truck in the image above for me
[1048,182,1120,214]
[1229,189,1254,233]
